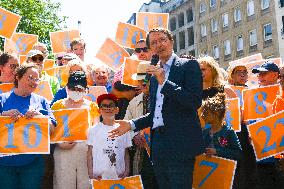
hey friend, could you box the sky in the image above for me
[55,0,149,63]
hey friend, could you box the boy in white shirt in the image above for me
[87,94,132,180]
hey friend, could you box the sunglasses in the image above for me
[8,64,19,70]
[31,56,44,62]
[135,47,148,53]
[57,57,63,60]
[99,103,117,109]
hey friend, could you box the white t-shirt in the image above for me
[87,122,132,179]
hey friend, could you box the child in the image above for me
[201,93,242,161]
[87,94,132,180]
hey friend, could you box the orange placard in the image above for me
[43,59,55,70]
[141,127,151,157]
[115,22,147,49]
[0,83,14,94]
[4,33,38,55]
[245,58,282,87]
[247,110,284,161]
[34,81,54,101]
[0,116,49,154]
[19,55,27,65]
[51,108,90,143]
[96,38,130,71]
[45,65,69,87]
[92,175,143,189]
[229,85,247,106]
[225,98,241,132]
[193,154,237,189]
[229,53,263,66]
[85,86,107,102]
[136,12,169,32]
[0,7,21,39]
[122,58,141,87]
[243,85,280,121]
[50,30,80,54]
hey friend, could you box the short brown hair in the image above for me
[14,64,38,88]
[70,38,86,50]
[146,28,174,48]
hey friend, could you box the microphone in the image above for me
[143,54,159,86]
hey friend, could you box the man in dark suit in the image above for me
[109,28,204,189]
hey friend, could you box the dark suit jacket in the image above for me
[133,55,205,158]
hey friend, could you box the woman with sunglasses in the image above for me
[0,52,19,83]
[51,71,100,189]
[0,64,56,189]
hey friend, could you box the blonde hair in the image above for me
[66,59,87,73]
[198,56,224,87]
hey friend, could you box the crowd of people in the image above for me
[0,27,284,189]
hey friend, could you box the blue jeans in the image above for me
[0,156,44,189]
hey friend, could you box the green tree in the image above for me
[0,0,68,53]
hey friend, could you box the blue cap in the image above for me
[252,61,280,74]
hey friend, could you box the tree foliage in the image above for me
[0,0,68,52]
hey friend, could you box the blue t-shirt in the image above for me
[0,91,55,166]
[50,87,67,107]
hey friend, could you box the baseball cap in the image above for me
[27,50,43,58]
[97,93,118,106]
[252,61,280,74]
[67,71,87,90]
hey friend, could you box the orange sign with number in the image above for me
[193,154,237,189]
[0,83,14,94]
[0,116,49,154]
[96,38,130,71]
[51,108,90,143]
[45,65,69,87]
[0,7,21,39]
[243,85,280,121]
[4,33,38,55]
[136,12,169,32]
[115,22,147,49]
[248,111,284,161]
[50,30,80,54]
[43,59,55,70]
[85,86,107,102]
[229,53,263,66]
[34,81,54,101]
[122,58,141,87]
[229,85,247,106]
[225,98,241,132]
[92,175,143,189]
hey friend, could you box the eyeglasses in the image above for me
[234,70,248,76]
[134,47,148,53]
[31,56,44,62]
[99,103,117,109]
[8,64,19,70]
[57,57,63,60]
[150,37,168,47]
[27,75,40,83]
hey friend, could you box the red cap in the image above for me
[97,94,118,106]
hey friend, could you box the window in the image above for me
[178,12,185,27]
[236,35,243,51]
[187,27,194,46]
[210,0,216,8]
[223,13,229,27]
[224,40,231,55]
[234,7,241,22]
[211,18,218,33]
[186,8,193,23]
[200,2,206,13]
[179,31,185,49]
[212,45,219,59]
[261,0,270,10]
[170,17,176,31]
[281,0,284,7]
[282,16,284,35]
[263,23,272,41]
[249,29,257,46]
[247,0,255,16]
[173,35,177,52]
[201,23,207,37]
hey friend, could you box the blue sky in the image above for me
[56,0,147,63]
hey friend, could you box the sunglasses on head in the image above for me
[134,47,148,53]
[99,103,117,109]
[31,56,44,62]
